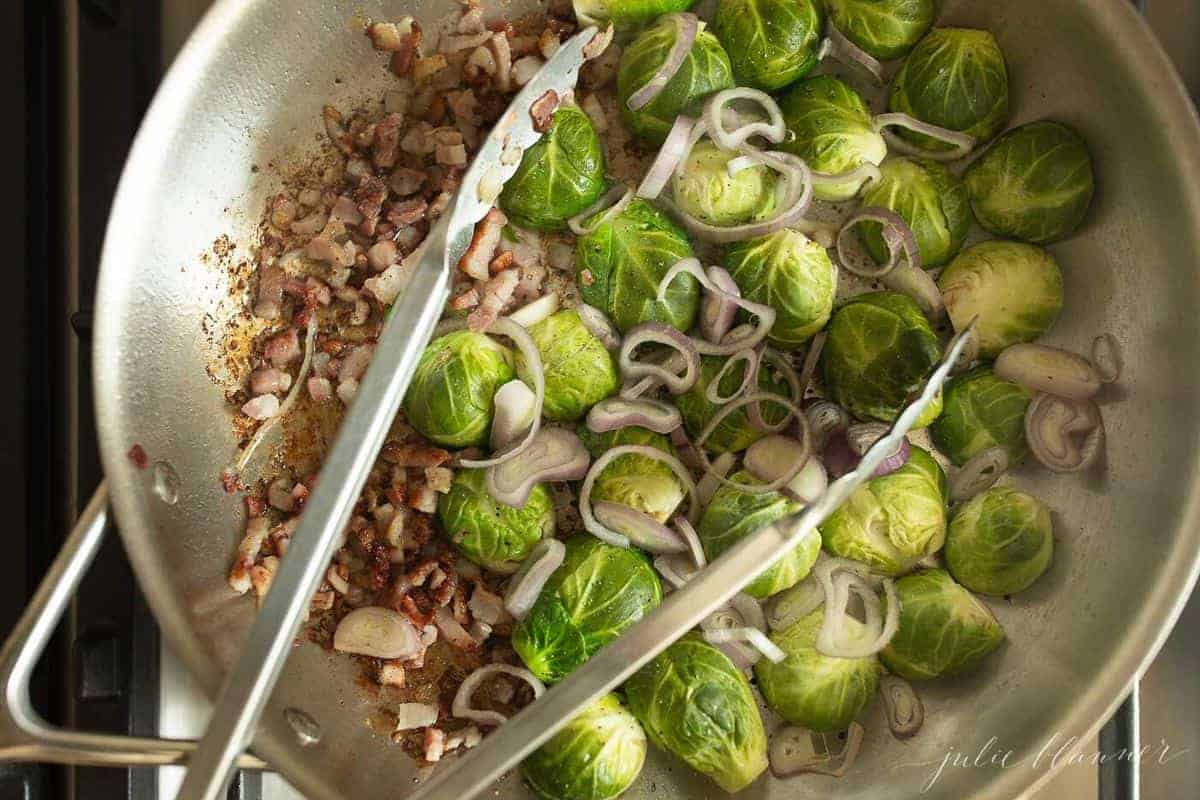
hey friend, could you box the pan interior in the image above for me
[93,1,1200,798]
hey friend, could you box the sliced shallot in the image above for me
[836,207,920,278]
[699,265,742,344]
[490,380,537,451]
[880,675,924,739]
[817,25,884,83]
[638,115,699,199]
[873,112,976,161]
[813,558,900,659]
[486,426,591,508]
[673,516,706,569]
[703,627,786,664]
[593,501,688,554]
[881,263,945,322]
[769,723,865,778]
[333,607,422,660]
[703,87,787,150]
[657,258,777,355]
[744,434,810,487]
[697,451,736,506]
[653,553,698,590]
[786,457,828,505]
[994,343,1101,401]
[766,573,825,632]
[948,447,1009,503]
[626,13,699,111]
[846,422,910,476]
[506,292,560,328]
[586,397,682,434]
[749,349,801,433]
[694,392,810,494]
[805,400,848,453]
[1024,393,1105,473]
[576,303,622,350]
[700,607,761,669]
[730,592,767,632]
[568,186,634,236]
[452,663,546,727]
[503,538,567,620]
[1092,333,1123,384]
[580,445,699,547]
[618,322,702,395]
[706,348,758,404]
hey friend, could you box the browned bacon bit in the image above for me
[126,443,149,470]
[329,195,363,226]
[389,24,422,77]
[452,584,470,624]
[400,594,432,627]
[219,469,242,494]
[372,113,403,169]
[388,198,428,227]
[245,495,267,518]
[307,376,333,403]
[467,269,518,332]
[264,328,301,367]
[378,661,406,688]
[389,167,426,197]
[489,250,514,275]
[228,517,270,594]
[322,106,354,154]
[450,286,480,310]
[530,89,559,132]
[407,559,440,588]
[355,176,389,236]
[432,568,458,608]
[254,264,286,320]
[424,728,446,763]
[366,240,398,272]
[457,207,507,281]
[582,23,614,60]
[368,19,414,52]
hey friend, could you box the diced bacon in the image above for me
[539,29,560,59]
[326,564,351,595]
[264,328,301,366]
[450,286,479,310]
[355,176,389,236]
[228,517,270,594]
[509,35,539,58]
[467,269,518,332]
[339,344,375,382]
[441,30,493,53]
[367,240,398,272]
[241,394,280,420]
[381,442,451,468]
[373,113,404,169]
[529,90,559,133]
[447,90,481,126]
[323,106,353,154]
[489,250,514,275]
[351,298,371,326]
[457,207,507,281]
[435,143,467,166]
[267,477,295,512]
[389,198,428,227]
[367,18,416,52]
[337,378,360,404]
[408,483,440,514]
[308,377,333,402]
[514,262,547,303]
[289,210,328,236]
[305,234,355,268]
[305,277,332,307]
[424,466,453,493]
[512,55,544,87]
[329,195,363,226]
[345,157,373,183]
[412,54,448,83]
[254,265,286,320]
[389,167,426,196]
[379,662,407,688]
[250,367,292,395]
[400,123,435,156]
[465,46,497,80]
[250,556,280,607]
[269,194,297,229]
[489,33,512,91]
[457,3,485,33]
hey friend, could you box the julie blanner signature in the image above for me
[894,733,1190,793]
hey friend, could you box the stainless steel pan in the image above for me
[8,0,1200,797]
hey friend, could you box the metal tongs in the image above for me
[175,21,975,799]
[174,28,601,800]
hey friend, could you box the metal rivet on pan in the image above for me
[151,461,180,505]
[283,707,322,747]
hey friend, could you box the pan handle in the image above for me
[0,483,266,770]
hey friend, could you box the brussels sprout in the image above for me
[938,241,1063,358]
[522,693,647,800]
[437,469,554,572]
[724,230,835,349]
[576,198,700,333]
[820,292,942,423]
[672,141,778,226]
[822,0,937,59]
[946,487,1053,596]
[712,0,824,91]
[617,17,735,144]
[625,636,768,792]
[965,121,1096,244]
[675,354,791,453]
[778,75,887,202]
[754,610,881,731]
[516,310,619,422]
[931,366,1031,465]
[403,330,515,448]
[499,105,607,231]
[881,569,1005,680]
[573,0,696,30]
[577,425,685,523]
[698,470,820,598]
[858,158,972,269]
[888,28,1010,152]
[820,446,948,575]
[512,535,662,682]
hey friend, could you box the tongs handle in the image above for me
[176,220,452,800]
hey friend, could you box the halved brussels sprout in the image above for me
[938,241,1063,358]
[881,568,1005,680]
[625,635,768,793]
[712,0,824,91]
[672,141,778,226]
[675,354,791,453]
[437,469,554,573]
[576,198,700,333]
[754,610,881,731]
[499,104,607,231]
[573,0,697,30]
[516,309,619,422]
[858,158,972,269]
[820,292,942,423]
[965,121,1096,244]
[512,535,662,683]
[820,446,948,575]
[521,693,647,800]
[698,470,820,598]
[403,330,515,448]
[946,487,1054,596]
[823,0,937,59]
[577,425,685,523]
[888,28,1010,152]
[724,229,836,349]
[778,75,887,202]
[931,366,1031,466]
[617,17,735,144]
